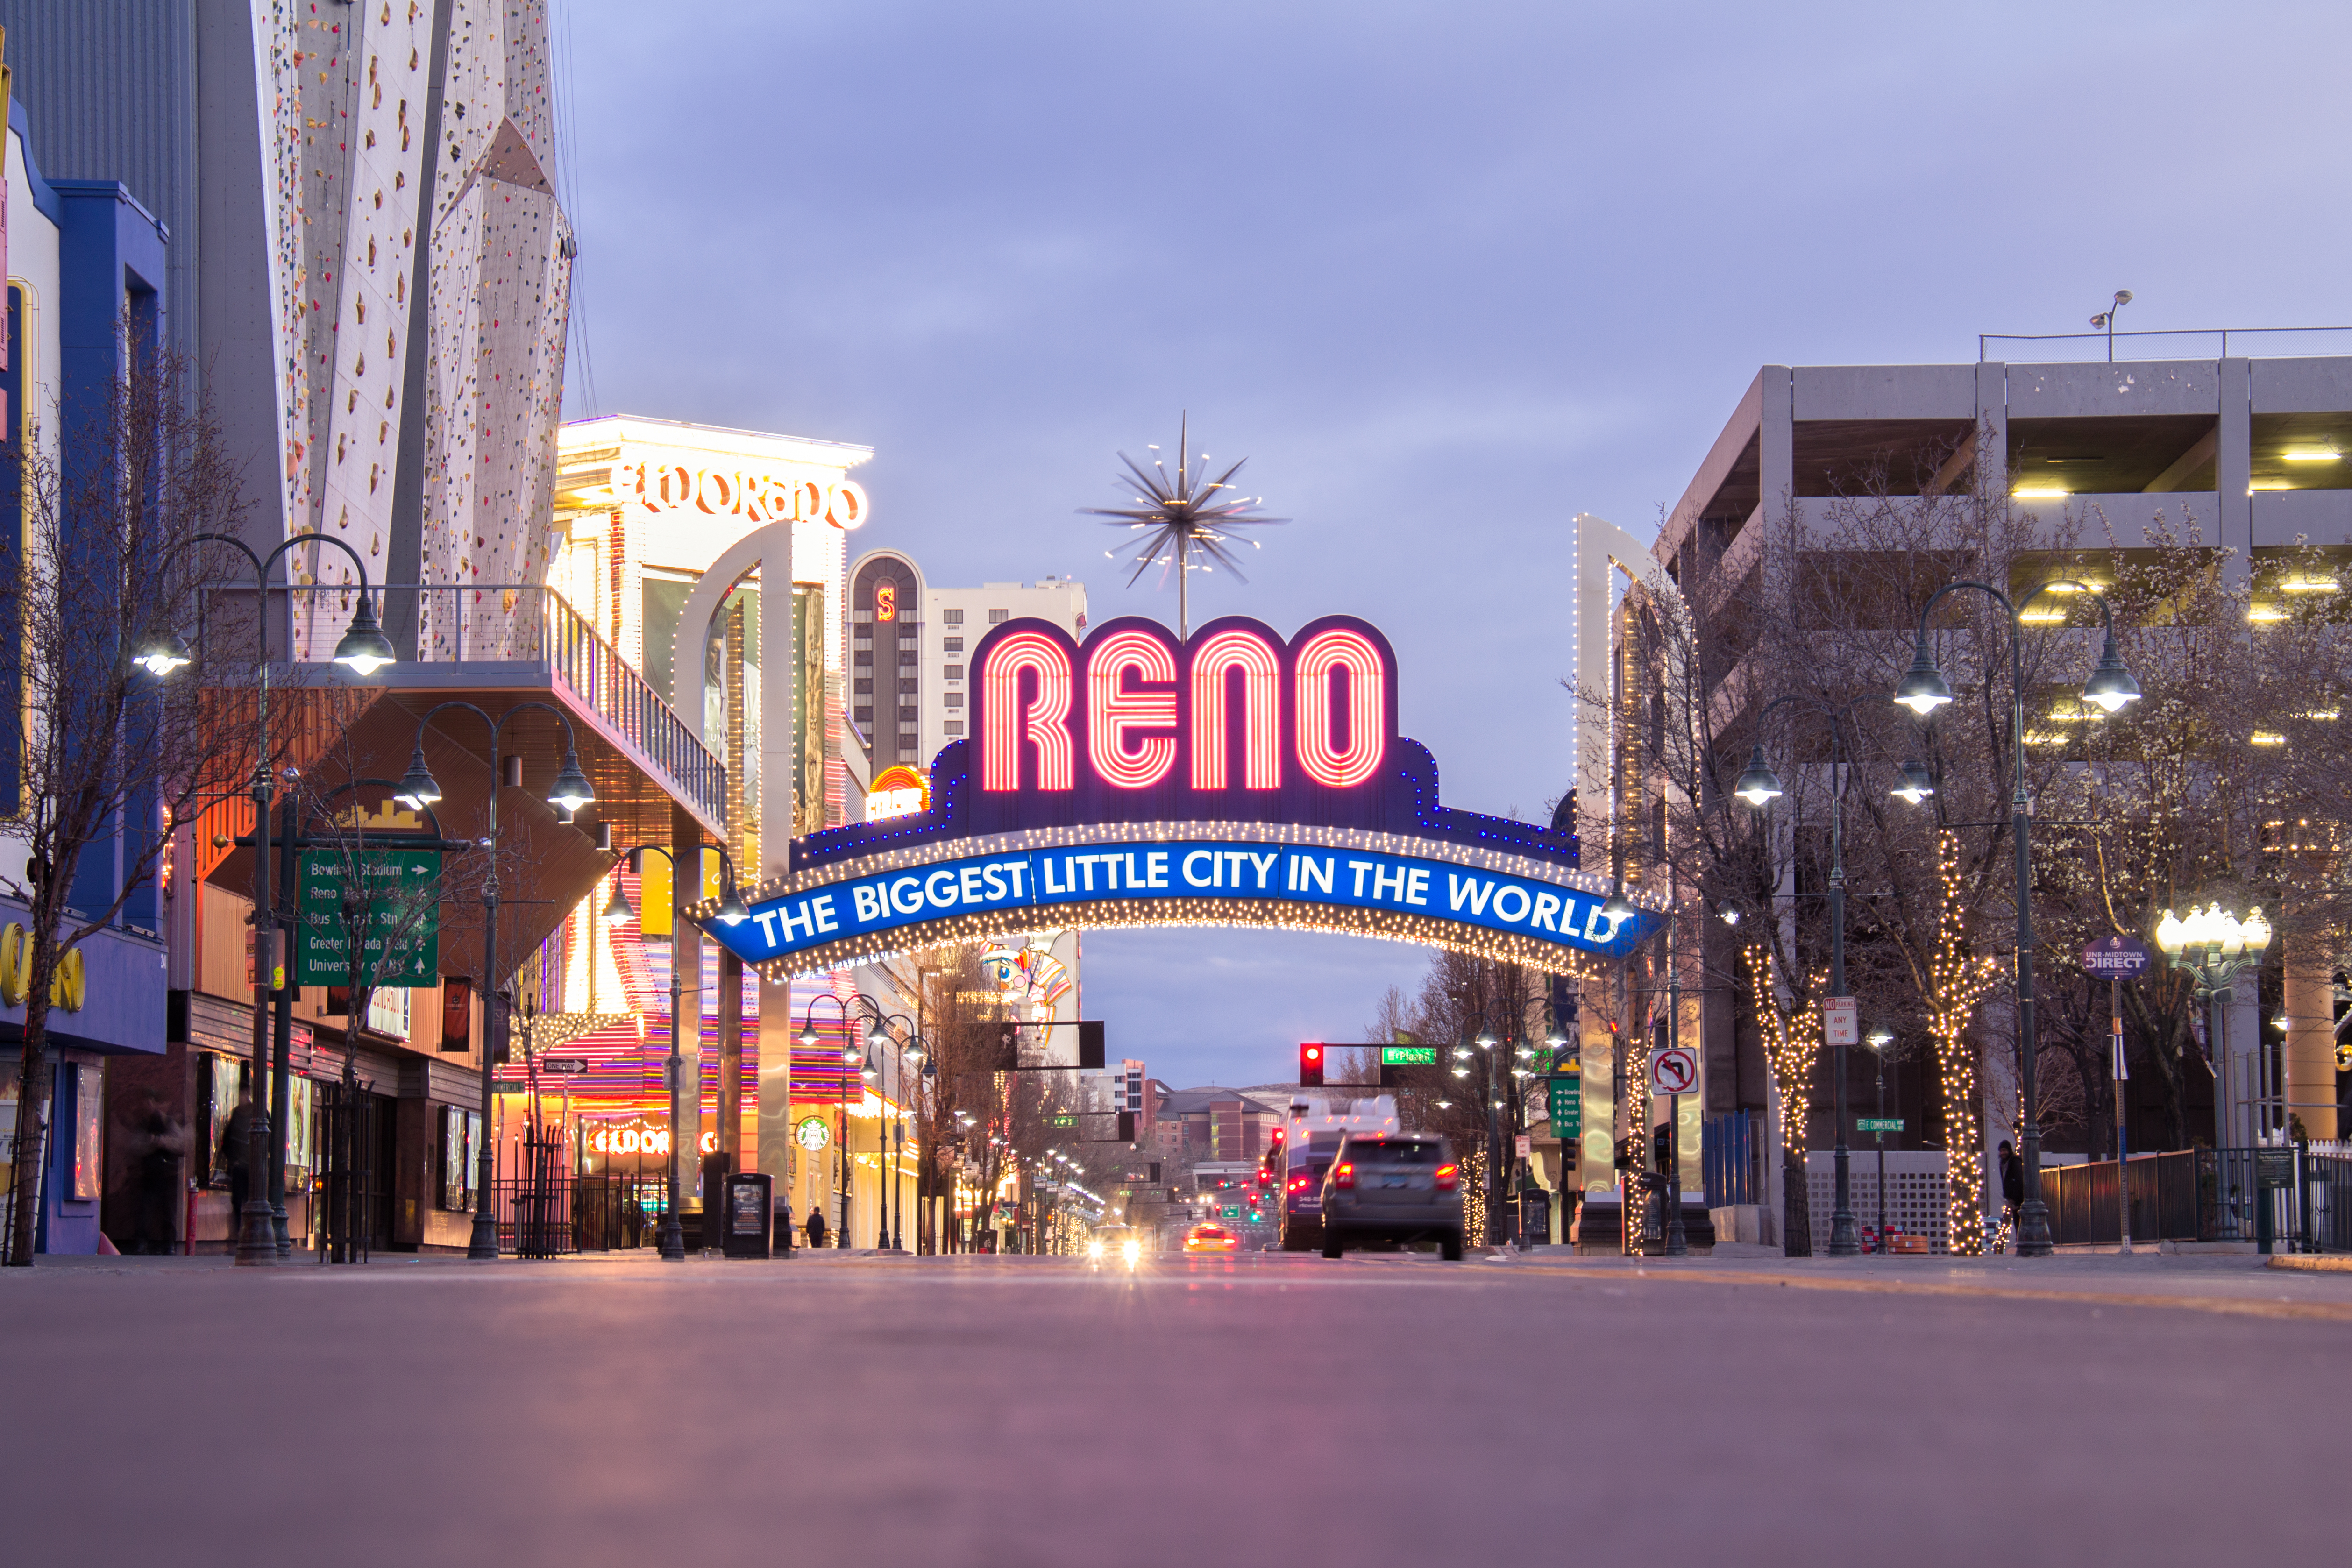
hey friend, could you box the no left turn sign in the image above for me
[1651,1046,1698,1096]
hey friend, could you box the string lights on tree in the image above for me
[1743,943,1823,1247]
[1928,830,2001,1255]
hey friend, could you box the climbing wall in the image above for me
[293,1,440,655]
[416,0,572,660]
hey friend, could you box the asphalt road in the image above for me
[7,1249,2346,1566]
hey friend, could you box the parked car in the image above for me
[1318,1133,1465,1260]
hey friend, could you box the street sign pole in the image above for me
[2083,936,2151,1256]
[2114,973,2131,1256]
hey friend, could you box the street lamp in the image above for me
[599,837,746,1261]
[1893,577,2141,1256]
[1865,1026,1895,1252]
[2156,905,2271,1155]
[401,702,598,1261]
[143,531,391,1264]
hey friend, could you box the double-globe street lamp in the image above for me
[858,1013,933,1251]
[393,705,597,1258]
[136,532,396,1266]
[797,994,879,1248]
[2155,904,2272,1155]
[600,840,748,1259]
[1891,578,2142,1257]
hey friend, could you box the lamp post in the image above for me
[398,702,597,1260]
[2155,905,2271,1153]
[796,995,858,1247]
[1893,577,2143,1257]
[137,532,394,1266]
[1865,1026,1894,1252]
[600,841,746,1259]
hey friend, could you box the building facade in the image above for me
[1592,346,2352,1237]
[845,552,1087,783]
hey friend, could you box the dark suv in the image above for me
[1318,1133,1464,1260]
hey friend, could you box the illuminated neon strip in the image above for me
[1085,630,1178,788]
[980,631,1074,792]
[1295,628,1385,788]
[1189,628,1282,790]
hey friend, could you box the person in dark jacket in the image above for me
[219,1088,256,1246]
[805,1207,828,1249]
[133,1093,187,1255]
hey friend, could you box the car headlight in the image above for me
[1087,1240,1104,1259]
[1122,1239,1141,1264]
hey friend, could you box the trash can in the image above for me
[722,1172,773,1258]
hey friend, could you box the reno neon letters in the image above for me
[977,615,1389,798]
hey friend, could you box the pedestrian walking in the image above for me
[219,1086,256,1247]
[805,1207,827,1250]
[1998,1139,2024,1252]
[133,1092,186,1255]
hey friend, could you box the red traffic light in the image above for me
[1299,1042,1324,1088]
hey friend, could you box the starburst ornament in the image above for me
[1083,414,1285,637]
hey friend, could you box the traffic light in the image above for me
[992,1022,1018,1071]
[1116,1111,1137,1142]
[1299,1042,1324,1087]
[1077,1020,1106,1070]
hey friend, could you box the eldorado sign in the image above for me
[701,614,1663,977]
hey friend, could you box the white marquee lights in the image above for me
[613,459,868,530]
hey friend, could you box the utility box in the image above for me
[721,1172,772,1258]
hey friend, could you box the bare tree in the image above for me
[1,344,263,1263]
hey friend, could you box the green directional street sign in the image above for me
[1548,1072,1582,1136]
[1221,1206,1241,1220]
[297,849,442,986]
[1856,1117,1903,1133]
[1380,1044,1437,1066]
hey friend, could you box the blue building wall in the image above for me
[49,176,166,936]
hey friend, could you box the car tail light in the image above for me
[1288,1174,1308,1192]
[1434,1163,1459,1192]
[1332,1162,1354,1189]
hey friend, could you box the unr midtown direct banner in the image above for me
[712,837,1651,967]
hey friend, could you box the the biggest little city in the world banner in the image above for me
[703,613,1661,976]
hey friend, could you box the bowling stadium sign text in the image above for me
[702,615,1664,976]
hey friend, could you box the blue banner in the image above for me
[710,835,1654,969]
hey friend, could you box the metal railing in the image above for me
[1978,326,2352,363]
[2040,1146,2351,1251]
[210,581,728,827]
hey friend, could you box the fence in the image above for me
[1703,1112,1762,1208]
[2040,1145,2352,1251]
[1806,1151,1950,1253]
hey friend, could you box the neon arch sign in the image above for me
[702,613,1665,979]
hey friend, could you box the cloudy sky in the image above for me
[556,0,2352,1088]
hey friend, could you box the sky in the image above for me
[552,0,2352,1088]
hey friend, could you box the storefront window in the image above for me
[69,1063,100,1200]
[285,1078,315,1182]
[204,1055,241,1187]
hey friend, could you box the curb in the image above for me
[2264,1255,2352,1273]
